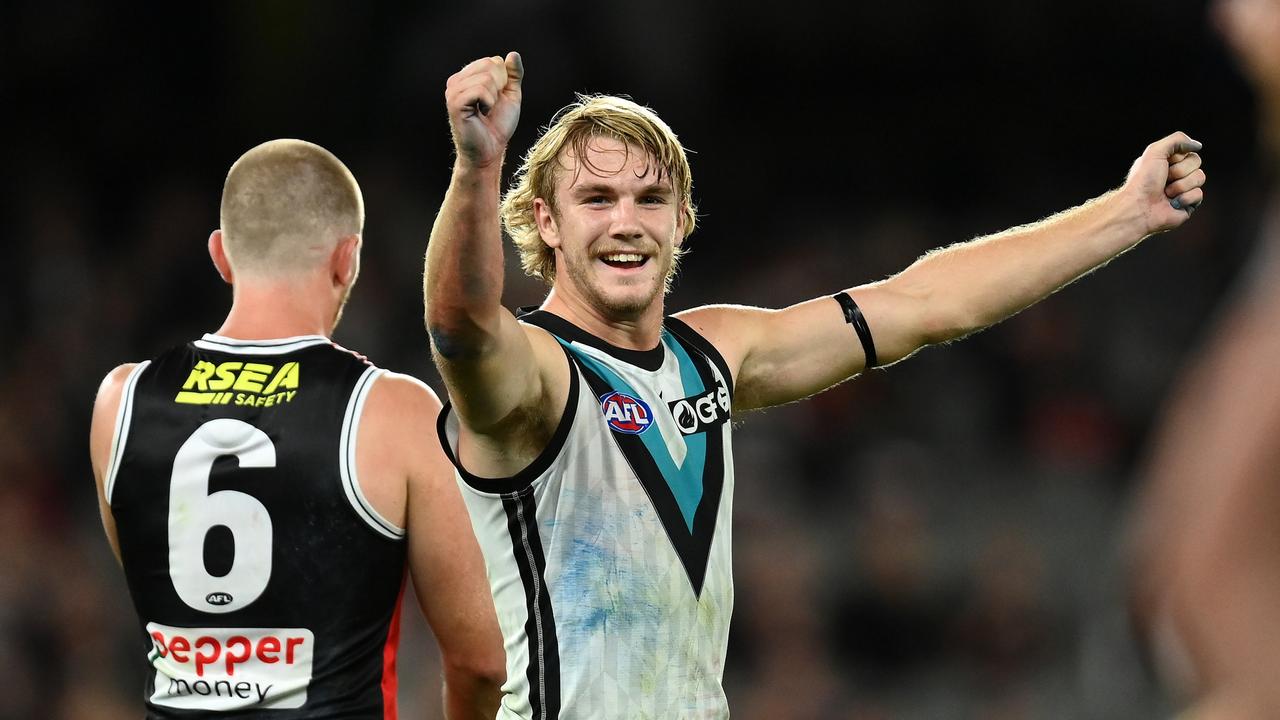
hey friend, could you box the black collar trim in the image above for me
[519,309,666,372]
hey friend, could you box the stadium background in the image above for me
[0,1,1262,717]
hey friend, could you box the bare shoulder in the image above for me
[366,370,445,419]
[359,371,448,458]
[90,363,140,470]
[91,363,140,433]
[355,371,449,530]
[356,371,448,473]
[95,363,140,407]
[674,304,769,376]
[674,303,753,330]
[676,303,773,334]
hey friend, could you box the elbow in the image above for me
[452,651,507,687]
[914,306,956,347]
[903,278,987,346]
[428,323,481,361]
[425,307,498,361]
[883,280,982,349]
[442,648,507,696]
[869,272,936,352]
[881,256,1011,348]
[922,305,987,346]
[441,657,506,720]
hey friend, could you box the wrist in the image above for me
[452,154,506,185]
[1103,185,1154,240]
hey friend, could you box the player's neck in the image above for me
[215,280,337,341]
[541,286,664,350]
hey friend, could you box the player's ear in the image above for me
[208,229,234,285]
[534,197,561,249]
[331,234,361,288]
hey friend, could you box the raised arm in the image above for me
[682,132,1206,412]
[425,52,568,474]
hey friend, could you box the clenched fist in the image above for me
[1123,131,1206,235]
[446,51,524,169]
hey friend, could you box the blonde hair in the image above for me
[500,95,697,285]
[220,139,364,276]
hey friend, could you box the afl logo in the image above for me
[206,592,234,606]
[600,391,653,434]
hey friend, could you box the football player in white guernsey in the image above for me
[425,52,1205,718]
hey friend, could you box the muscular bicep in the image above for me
[699,298,868,412]
[680,283,933,412]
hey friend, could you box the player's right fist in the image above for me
[445,51,523,169]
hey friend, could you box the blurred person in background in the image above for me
[1132,0,1280,716]
[88,139,504,718]
[424,51,1205,718]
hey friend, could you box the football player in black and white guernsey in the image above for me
[90,139,505,719]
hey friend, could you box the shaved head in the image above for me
[220,139,364,277]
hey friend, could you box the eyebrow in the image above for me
[569,182,674,197]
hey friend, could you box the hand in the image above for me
[445,51,524,169]
[1123,131,1206,234]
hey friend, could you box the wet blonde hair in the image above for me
[220,139,364,276]
[500,94,697,285]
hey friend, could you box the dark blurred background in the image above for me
[0,1,1265,717]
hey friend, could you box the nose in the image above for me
[609,198,643,240]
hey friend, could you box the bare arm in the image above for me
[358,374,506,719]
[682,132,1206,412]
[88,363,138,563]
[425,52,568,474]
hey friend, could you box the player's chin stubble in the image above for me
[565,251,667,321]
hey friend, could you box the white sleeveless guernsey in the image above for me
[439,310,736,719]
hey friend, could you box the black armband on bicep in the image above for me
[832,292,878,369]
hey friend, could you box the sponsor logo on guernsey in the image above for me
[668,380,732,436]
[175,361,300,408]
[146,622,314,710]
[600,391,654,434]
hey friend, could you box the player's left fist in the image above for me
[1124,131,1205,234]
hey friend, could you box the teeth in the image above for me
[603,253,644,263]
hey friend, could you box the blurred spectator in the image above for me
[1132,0,1280,715]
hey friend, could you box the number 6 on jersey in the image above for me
[169,419,274,613]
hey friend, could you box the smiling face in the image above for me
[535,135,685,320]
